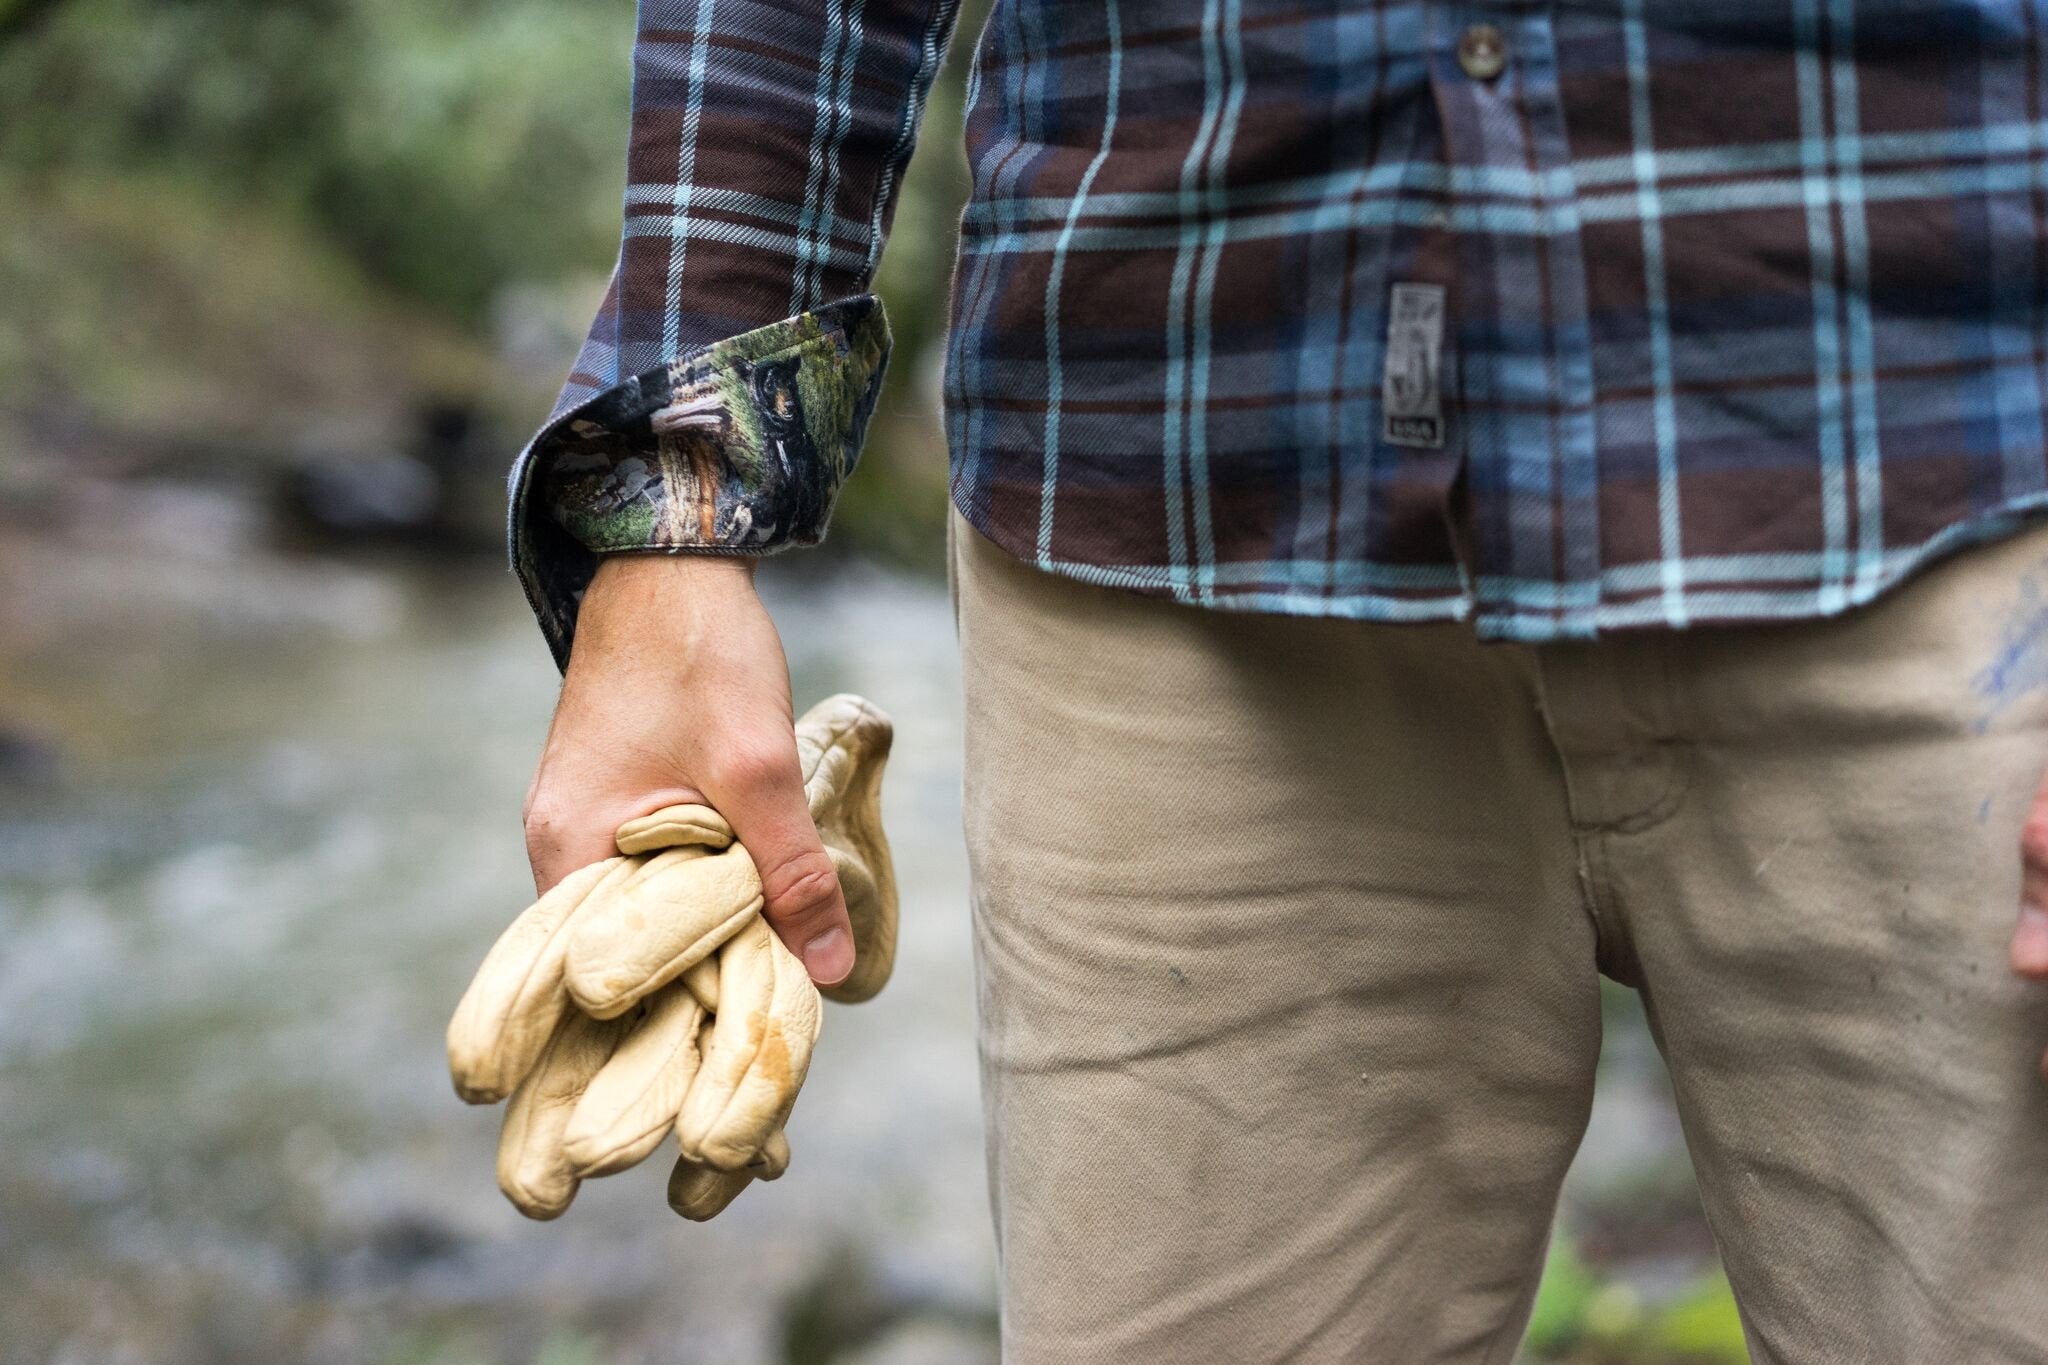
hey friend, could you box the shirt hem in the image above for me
[947,485,2048,645]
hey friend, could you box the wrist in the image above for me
[592,551,758,592]
[567,552,776,687]
[583,551,757,627]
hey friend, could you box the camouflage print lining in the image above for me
[507,296,891,669]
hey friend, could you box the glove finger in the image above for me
[682,955,721,1012]
[795,696,888,787]
[562,985,706,1178]
[615,803,734,856]
[565,843,763,1020]
[666,1160,752,1222]
[666,1130,790,1222]
[447,856,631,1103]
[496,1009,628,1220]
[794,696,898,1005]
[752,1127,792,1181]
[675,916,821,1170]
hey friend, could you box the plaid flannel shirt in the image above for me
[512,0,2048,667]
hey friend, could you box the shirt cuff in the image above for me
[508,295,891,668]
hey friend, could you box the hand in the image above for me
[524,554,856,987]
[2016,769,2048,1075]
[450,696,899,1221]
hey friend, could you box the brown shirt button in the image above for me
[1458,24,1508,82]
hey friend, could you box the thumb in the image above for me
[712,740,856,987]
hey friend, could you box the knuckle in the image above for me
[522,788,565,834]
[759,854,842,922]
[712,737,795,796]
[522,794,573,859]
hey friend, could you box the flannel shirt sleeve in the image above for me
[509,0,964,667]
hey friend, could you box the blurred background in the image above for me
[0,1,1747,1361]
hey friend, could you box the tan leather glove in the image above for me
[447,694,895,1220]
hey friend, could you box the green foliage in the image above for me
[1648,1276,1750,1361]
[0,0,634,318]
[372,1324,496,1365]
[1525,1238,1600,1356]
[1524,1233,1749,1364]
[531,1330,608,1365]
[0,169,490,444]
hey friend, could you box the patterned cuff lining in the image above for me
[508,295,891,667]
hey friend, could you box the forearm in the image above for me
[512,0,964,669]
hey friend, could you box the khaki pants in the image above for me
[954,512,2048,1364]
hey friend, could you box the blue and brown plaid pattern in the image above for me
[518,0,2048,660]
[510,0,960,663]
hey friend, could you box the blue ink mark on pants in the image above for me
[1971,571,2048,730]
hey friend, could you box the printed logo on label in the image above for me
[1383,282,1447,449]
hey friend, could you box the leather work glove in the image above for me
[446,694,896,1220]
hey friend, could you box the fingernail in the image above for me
[802,926,854,984]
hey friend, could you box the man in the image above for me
[511,2,2048,1360]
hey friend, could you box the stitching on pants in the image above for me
[1528,656,1614,958]
[1577,830,1643,985]
[1560,633,1692,837]
[1573,743,1688,836]
[1585,632,1694,836]
[1570,833,1609,964]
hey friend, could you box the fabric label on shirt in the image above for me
[1383,283,1447,449]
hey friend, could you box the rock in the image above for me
[286,452,440,537]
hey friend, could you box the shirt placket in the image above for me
[1427,1,1601,640]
